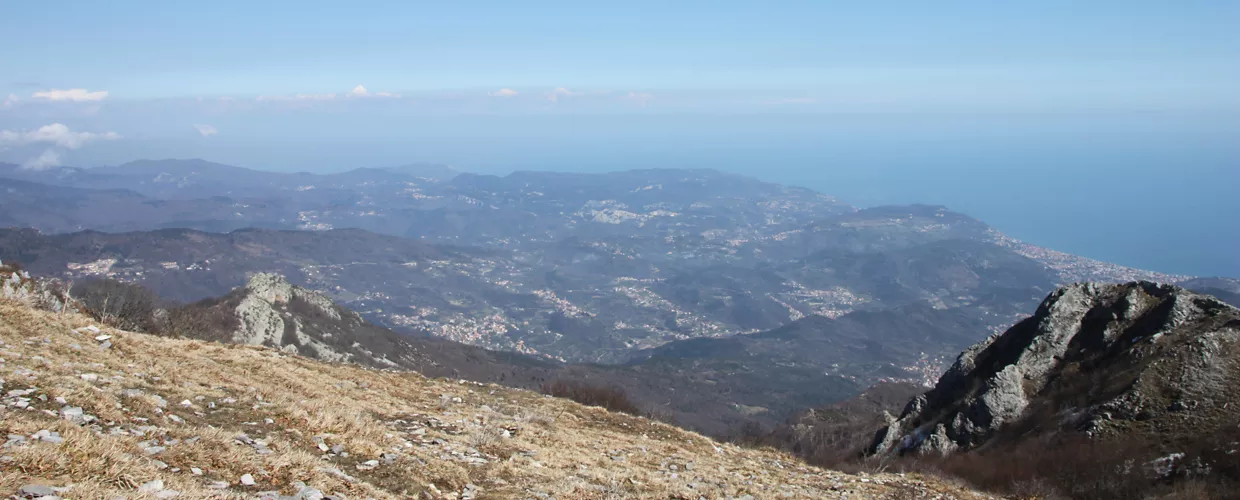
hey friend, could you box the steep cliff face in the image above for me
[870,282,1240,455]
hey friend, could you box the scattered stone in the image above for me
[318,466,357,483]
[240,474,257,486]
[138,479,164,493]
[79,373,99,382]
[296,485,325,500]
[31,429,63,444]
[191,467,203,476]
[17,484,56,498]
[206,481,229,490]
[355,459,380,471]
[60,406,83,420]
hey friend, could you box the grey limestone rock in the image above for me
[870,281,1240,455]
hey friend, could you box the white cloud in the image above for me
[20,149,61,170]
[1,124,119,171]
[624,91,653,107]
[257,93,337,101]
[765,97,818,105]
[546,87,581,102]
[31,88,109,102]
[0,123,121,150]
[2,94,17,107]
[193,124,218,137]
[489,88,519,97]
[257,85,399,102]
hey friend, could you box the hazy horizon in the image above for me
[2,1,1237,278]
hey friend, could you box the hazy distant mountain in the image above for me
[0,159,458,201]
[1180,276,1240,307]
[383,162,461,181]
[0,161,1194,366]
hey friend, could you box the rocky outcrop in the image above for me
[231,273,394,366]
[870,281,1240,455]
[0,261,78,314]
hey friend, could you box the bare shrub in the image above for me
[72,278,163,332]
[161,292,244,342]
[0,260,23,273]
[540,380,642,416]
[880,430,1240,500]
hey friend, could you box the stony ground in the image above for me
[0,300,989,499]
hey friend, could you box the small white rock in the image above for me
[240,473,256,486]
[138,479,164,493]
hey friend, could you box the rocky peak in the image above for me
[870,281,1240,455]
[242,272,339,320]
[231,273,370,364]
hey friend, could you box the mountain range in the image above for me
[3,158,1240,497]
[1,159,1233,434]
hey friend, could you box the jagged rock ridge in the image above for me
[870,281,1240,455]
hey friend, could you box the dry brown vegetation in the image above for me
[0,299,990,499]
[873,431,1240,500]
[730,383,923,470]
[730,381,1240,499]
[539,380,643,417]
[71,278,164,333]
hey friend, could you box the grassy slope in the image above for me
[0,300,988,499]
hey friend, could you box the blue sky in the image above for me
[2,0,1235,168]
[3,1,1238,99]
[1,1,1238,276]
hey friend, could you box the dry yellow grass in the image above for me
[0,300,990,499]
